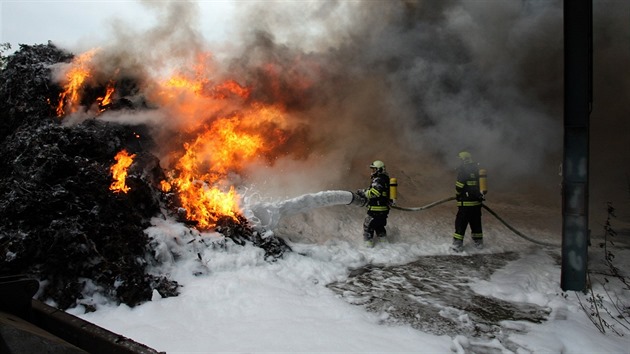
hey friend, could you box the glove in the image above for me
[356,189,366,198]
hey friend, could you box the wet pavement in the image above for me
[327,252,551,352]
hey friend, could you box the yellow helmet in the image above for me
[370,160,385,170]
[458,151,472,162]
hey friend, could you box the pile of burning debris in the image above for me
[0,43,290,310]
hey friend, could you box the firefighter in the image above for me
[357,160,391,248]
[451,151,484,252]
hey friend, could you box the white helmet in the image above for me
[458,151,472,162]
[370,160,385,172]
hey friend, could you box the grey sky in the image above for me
[1,0,236,53]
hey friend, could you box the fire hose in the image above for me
[247,190,363,230]
[391,196,456,212]
[247,190,559,247]
[391,196,560,248]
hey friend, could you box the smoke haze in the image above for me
[51,0,630,221]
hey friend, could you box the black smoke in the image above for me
[40,0,627,218]
[228,0,629,220]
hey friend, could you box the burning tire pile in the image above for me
[0,44,289,310]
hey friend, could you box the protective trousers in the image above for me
[454,205,483,240]
[363,213,388,241]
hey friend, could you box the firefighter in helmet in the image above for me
[452,151,484,252]
[357,160,391,248]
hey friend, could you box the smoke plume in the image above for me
[54,0,630,219]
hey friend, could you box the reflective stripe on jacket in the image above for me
[455,161,482,206]
[367,172,390,212]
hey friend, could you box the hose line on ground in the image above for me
[392,196,561,248]
[481,204,560,247]
[391,196,456,211]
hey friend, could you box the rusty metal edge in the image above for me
[30,299,165,354]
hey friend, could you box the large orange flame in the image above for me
[212,80,251,99]
[97,82,116,112]
[57,48,304,230]
[56,49,99,117]
[162,104,289,228]
[110,150,136,193]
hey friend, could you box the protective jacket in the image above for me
[365,171,391,213]
[455,161,483,207]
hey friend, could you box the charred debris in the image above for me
[0,43,290,311]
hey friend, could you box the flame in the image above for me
[56,49,98,117]
[158,53,214,97]
[164,74,205,94]
[152,63,294,229]
[54,48,305,229]
[110,150,136,193]
[161,102,291,228]
[146,65,279,226]
[162,137,241,228]
[97,82,116,111]
[212,80,251,99]
[160,180,172,193]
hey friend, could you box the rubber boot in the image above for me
[451,238,463,252]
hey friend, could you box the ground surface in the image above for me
[328,251,553,352]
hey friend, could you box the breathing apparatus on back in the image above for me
[458,151,488,196]
[479,168,488,195]
[389,177,397,205]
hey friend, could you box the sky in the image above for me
[64,192,630,353]
[1,0,236,53]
